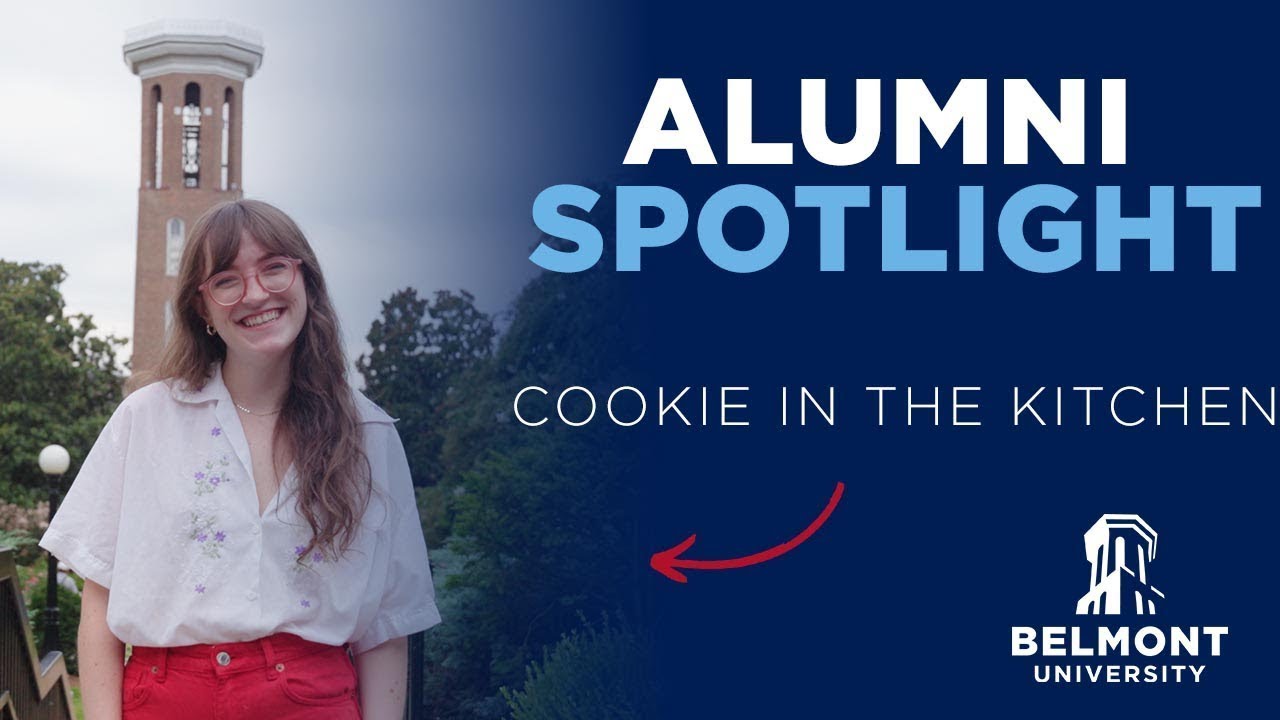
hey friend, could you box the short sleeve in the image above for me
[351,425,442,653]
[37,400,132,589]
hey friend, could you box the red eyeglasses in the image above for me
[198,256,303,306]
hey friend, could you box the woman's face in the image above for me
[200,233,308,364]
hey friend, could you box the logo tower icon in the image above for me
[1075,514,1165,615]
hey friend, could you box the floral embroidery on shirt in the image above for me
[192,456,234,496]
[188,512,228,558]
[211,426,222,436]
[287,542,329,610]
[181,445,236,596]
[293,545,328,564]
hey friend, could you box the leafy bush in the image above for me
[1,503,48,565]
[27,579,82,674]
[417,484,454,548]
[14,551,46,609]
[418,541,507,719]
[502,614,654,720]
[0,527,38,551]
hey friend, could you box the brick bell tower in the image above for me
[122,20,264,374]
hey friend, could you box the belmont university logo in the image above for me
[1075,514,1164,616]
[1011,514,1228,684]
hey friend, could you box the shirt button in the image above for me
[246,591,258,601]
[216,651,231,666]
[252,526,260,535]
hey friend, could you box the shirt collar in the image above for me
[166,362,229,405]
[168,362,395,424]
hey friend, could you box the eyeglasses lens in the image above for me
[206,259,296,306]
[210,275,244,305]
[259,260,295,292]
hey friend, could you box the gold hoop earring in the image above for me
[206,324,217,336]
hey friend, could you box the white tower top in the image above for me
[123,20,264,81]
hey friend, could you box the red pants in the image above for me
[123,633,362,719]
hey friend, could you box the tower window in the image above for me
[182,82,201,188]
[221,88,232,190]
[164,302,174,345]
[152,85,163,188]
[166,217,186,276]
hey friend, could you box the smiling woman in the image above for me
[187,213,313,371]
[39,199,441,720]
[199,251,307,357]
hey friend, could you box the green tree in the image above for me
[357,288,496,490]
[502,614,655,720]
[0,261,125,506]
[448,430,637,701]
[418,256,646,718]
[365,207,651,717]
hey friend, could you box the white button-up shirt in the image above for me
[39,363,441,653]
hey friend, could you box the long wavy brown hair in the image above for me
[142,199,371,562]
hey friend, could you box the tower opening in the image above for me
[166,218,186,276]
[182,82,201,188]
[222,88,233,190]
[151,84,162,188]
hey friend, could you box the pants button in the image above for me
[216,651,231,666]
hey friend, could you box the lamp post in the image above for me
[38,444,70,658]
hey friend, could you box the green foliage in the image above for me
[418,541,510,719]
[416,485,455,549]
[0,527,37,551]
[358,288,496,492]
[365,240,650,717]
[450,429,637,675]
[432,257,643,716]
[0,500,48,565]
[0,260,125,506]
[15,552,46,607]
[28,580,82,674]
[502,614,654,720]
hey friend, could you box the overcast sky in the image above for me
[0,1,628,379]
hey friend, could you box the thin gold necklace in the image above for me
[234,401,282,416]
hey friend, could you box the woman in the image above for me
[39,199,440,719]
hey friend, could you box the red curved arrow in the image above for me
[650,481,845,583]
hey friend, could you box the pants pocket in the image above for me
[121,660,156,711]
[277,649,360,708]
